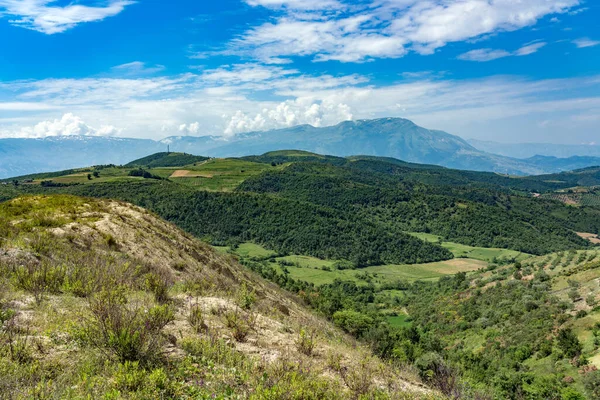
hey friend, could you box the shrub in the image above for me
[181,336,248,369]
[104,234,118,249]
[296,328,316,356]
[340,358,374,398]
[187,303,207,334]
[332,310,374,337]
[114,361,146,392]
[569,289,581,302]
[224,309,255,342]
[84,288,174,363]
[556,328,582,359]
[236,283,256,310]
[1,316,32,364]
[13,261,65,304]
[584,370,600,399]
[145,272,172,304]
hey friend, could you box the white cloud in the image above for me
[1,65,599,143]
[200,63,299,84]
[458,48,511,62]
[515,42,546,56]
[244,0,342,10]
[234,0,580,62]
[178,122,201,135]
[1,113,119,138]
[111,62,166,76]
[0,0,135,34]
[223,99,353,136]
[573,37,600,48]
[0,102,56,111]
[458,42,546,62]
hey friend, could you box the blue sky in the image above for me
[0,0,598,143]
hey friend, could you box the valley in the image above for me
[2,150,600,399]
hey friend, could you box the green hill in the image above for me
[126,152,209,168]
[3,151,600,398]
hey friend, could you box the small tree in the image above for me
[93,171,100,178]
[569,288,581,302]
[557,328,583,358]
[87,174,92,180]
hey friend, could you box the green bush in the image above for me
[145,272,172,304]
[236,283,256,310]
[13,261,66,303]
[85,288,174,363]
[181,336,248,369]
[332,310,374,337]
[556,328,583,359]
[584,370,600,399]
[224,309,255,342]
[187,303,207,334]
[295,328,316,356]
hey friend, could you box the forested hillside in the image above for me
[2,151,600,398]
[2,151,599,261]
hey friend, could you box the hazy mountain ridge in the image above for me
[0,136,164,179]
[469,139,600,159]
[2,118,600,178]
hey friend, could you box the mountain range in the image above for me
[469,139,600,159]
[1,118,599,179]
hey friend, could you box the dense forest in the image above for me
[238,162,598,254]
[2,153,599,262]
[7,180,451,266]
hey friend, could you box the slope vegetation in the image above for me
[0,195,432,399]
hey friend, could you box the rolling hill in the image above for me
[3,118,600,179]
[2,151,600,398]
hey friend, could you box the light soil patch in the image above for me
[169,170,214,178]
[577,232,600,244]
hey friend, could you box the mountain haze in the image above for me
[2,118,600,178]
[469,139,600,159]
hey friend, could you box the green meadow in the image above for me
[408,232,531,262]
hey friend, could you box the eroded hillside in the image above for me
[0,195,434,399]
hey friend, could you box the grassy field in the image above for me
[24,158,286,192]
[408,232,531,262]
[167,158,285,191]
[233,242,278,259]
[274,259,473,286]
[222,242,486,286]
[386,315,412,329]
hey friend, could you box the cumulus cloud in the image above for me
[178,122,201,135]
[223,100,353,136]
[234,0,579,62]
[1,66,599,143]
[458,42,547,62]
[1,113,119,138]
[573,37,600,48]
